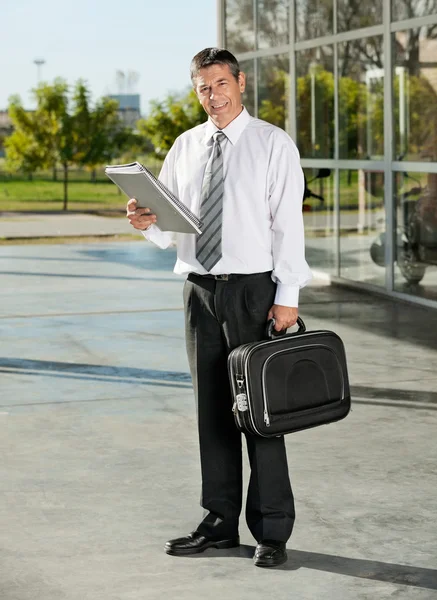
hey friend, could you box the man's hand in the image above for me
[126,199,157,230]
[267,305,298,332]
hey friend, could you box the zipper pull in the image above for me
[264,410,270,427]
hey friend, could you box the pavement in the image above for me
[0,233,436,600]
[0,212,138,239]
[0,210,376,239]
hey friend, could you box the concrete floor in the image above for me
[0,240,436,600]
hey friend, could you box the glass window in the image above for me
[303,168,337,275]
[393,171,437,300]
[338,37,384,159]
[225,0,255,53]
[257,54,290,131]
[296,0,333,42]
[257,0,289,49]
[337,0,382,31]
[392,0,437,20]
[239,59,255,117]
[296,46,334,158]
[393,28,437,162]
[339,169,386,287]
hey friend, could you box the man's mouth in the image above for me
[211,102,228,110]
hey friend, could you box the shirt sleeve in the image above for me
[268,136,312,307]
[141,144,177,249]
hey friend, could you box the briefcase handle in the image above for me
[266,317,306,339]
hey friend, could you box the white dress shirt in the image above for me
[142,107,312,306]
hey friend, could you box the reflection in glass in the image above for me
[296,46,334,158]
[257,55,290,131]
[392,0,437,20]
[303,168,337,275]
[225,0,255,53]
[257,0,289,48]
[295,0,333,41]
[340,170,385,287]
[394,171,437,298]
[239,59,255,117]
[393,28,437,162]
[337,0,382,31]
[338,38,384,159]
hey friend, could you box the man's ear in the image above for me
[238,71,246,93]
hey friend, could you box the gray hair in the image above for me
[190,48,240,85]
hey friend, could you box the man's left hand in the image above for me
[267,305,298,332]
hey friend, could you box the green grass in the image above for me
[0,157,164,213]
[0,179,128,212]
[0,164,391,213]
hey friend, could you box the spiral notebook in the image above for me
[105,162,202,234]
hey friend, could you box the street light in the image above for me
[34,58,46,84]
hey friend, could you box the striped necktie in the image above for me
[196,131,226,271]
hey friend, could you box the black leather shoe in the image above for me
[253,540,287,568]
[165,531,240,556]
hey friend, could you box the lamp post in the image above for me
[34,58,46,84]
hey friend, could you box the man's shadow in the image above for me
[186,545,437,590]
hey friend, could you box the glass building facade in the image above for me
[218,1,437,307]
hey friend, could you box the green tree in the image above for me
[258,66,288,129]
[296,67,335,158]
[71,81,133,181]
[6,79,132,209]
[4,99,48,178]
[137,89,206,153]
[6,79,74,208]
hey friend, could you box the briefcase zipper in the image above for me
[240,345,270,427]
[232,370,270,430]
[263,407,270,427]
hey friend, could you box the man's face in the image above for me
[194,64,246,129]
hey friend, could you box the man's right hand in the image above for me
[126,199,157,230]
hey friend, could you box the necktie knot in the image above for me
[213,131,226,144]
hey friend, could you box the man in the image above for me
[127,48,312,568]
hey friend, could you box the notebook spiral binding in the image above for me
[138,163,202,230]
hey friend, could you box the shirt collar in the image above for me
[204,106,251,146]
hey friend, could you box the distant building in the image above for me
[108,94,141,129]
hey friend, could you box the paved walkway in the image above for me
[0,240,436,599]
[0,212,135,239]
[0,211,366,239]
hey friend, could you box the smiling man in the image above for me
[126,48,312,568]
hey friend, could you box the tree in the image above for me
[6,79,74,208]
[5,79,131,209]
[35,80,74,209]
[4,99,48,178]
[71,81,134,181]
[296,67,335,158]
[258,65,289,130]
[137,89,206,153]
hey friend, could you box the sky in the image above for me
[1,0,217,115]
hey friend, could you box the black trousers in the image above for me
[183,271,295,543]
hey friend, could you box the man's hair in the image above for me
[190,48,240,85]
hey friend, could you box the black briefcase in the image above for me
[227,318,351,437]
